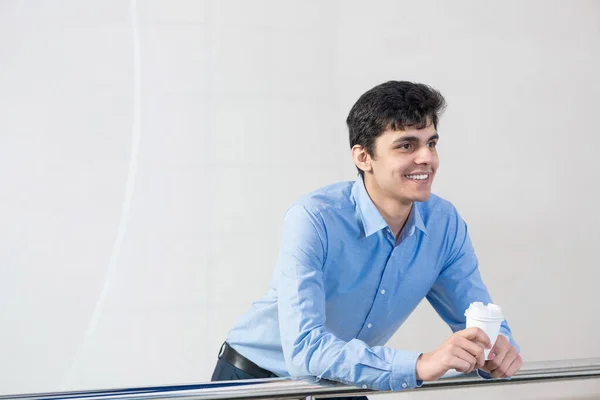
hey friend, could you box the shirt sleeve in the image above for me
[425,207,520,353]
[276,205,422,391]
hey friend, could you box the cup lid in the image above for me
[464,302,504,320]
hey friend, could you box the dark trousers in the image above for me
[211,358,368,400]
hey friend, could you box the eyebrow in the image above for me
[392,133,439,144]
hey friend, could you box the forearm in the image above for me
[282,328,422,391]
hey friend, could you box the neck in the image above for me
[363,176,413,239]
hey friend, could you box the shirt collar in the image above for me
[352,176,428,237]
[406,200,428,236]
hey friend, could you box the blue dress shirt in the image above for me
[226,177,517,391]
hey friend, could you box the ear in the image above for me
[351,145,372,174]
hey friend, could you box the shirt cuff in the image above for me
[477,369,492,380]
[390,350,423,391]
[477,368,513,381]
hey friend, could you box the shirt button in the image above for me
[402,382,408,389]
[367,323,372,328]
[380,289,386,295]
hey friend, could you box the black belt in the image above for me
[218,342,275,378]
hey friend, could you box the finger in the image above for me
[452,346,477,373]
[475,346,486,370]
[491,347,518,378]
[454,336,486,361]
[502,355,523,378]
[456,328,491,349]
[487,346,508,374]
[450,354,474,373]
[458,336,486,369]
[487,340,511,371]
[489,335,511,360]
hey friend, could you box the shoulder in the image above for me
[291,181,355,216]
[281,181,355,236]
[281,181,354,248]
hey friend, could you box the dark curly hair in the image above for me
[347,81,446,177]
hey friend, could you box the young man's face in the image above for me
[366,121,439,205]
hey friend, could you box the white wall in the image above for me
[1,0,599,398]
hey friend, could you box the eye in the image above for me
[397,143,413,151]
[427,141,437,148]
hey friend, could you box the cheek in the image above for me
[432,153,440,168]
[392,157,413,172]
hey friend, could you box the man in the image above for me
[211,81,522,399]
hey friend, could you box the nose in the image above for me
[414,146,433,164]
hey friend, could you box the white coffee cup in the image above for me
[464,302,504,360]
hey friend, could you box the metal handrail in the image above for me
[3,358,599,400]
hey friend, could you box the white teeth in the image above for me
[405,174,429,180]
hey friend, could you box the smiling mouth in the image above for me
[404,173,430,182]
